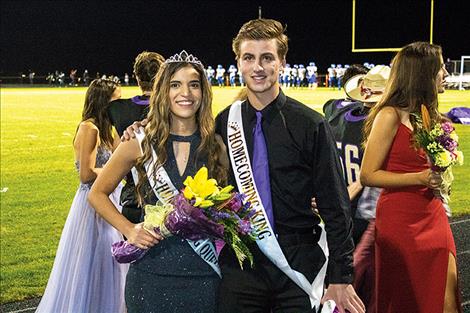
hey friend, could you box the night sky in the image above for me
[1,0,469,76]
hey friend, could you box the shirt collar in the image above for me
[245,89,287,124]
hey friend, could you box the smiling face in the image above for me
[238,39,285,104]
[168,65,202,121]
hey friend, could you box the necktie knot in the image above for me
[256,111,263,124]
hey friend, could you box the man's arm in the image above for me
[312,119,364,312]
[313,119,354,283]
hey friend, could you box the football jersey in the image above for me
[323,99,369,216]
[216,68,225,78]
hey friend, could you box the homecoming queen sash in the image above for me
[133,128,221,277]
[227,101,329,309]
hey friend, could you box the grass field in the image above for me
[1,86,469,303]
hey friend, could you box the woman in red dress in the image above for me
[361,42,461,312]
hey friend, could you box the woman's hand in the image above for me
[125,222,162,249]
[418,169,443,189]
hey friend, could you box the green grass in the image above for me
[1,86,469,303]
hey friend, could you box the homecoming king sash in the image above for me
[133,128,221,277]
[227,101,329,310]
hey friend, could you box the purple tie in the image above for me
[253,111,275,230]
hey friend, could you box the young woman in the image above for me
[36,79,128,313]
[89,51,228,313]
[361,42,461,312]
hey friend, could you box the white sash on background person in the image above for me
[227,101,329,310]
[132,128,221,277]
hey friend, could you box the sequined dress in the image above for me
[36,146,128,313]
[125,132,220,313]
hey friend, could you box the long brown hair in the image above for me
[75,78,118,148]
[363,42,443,145]
[135,61,227,204]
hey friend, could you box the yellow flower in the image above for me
[183,167,218,206]
[449,131,459,143]
[435,151,452,168]
[455,150,464,166]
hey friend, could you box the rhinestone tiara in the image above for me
[165,50,203,67]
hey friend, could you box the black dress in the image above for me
[125,131,220,313]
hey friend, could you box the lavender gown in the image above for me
[36,146,128,313]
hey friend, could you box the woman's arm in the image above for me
[360,107,439,189]
[88,138,161,249]
[76,121,101,184]
[111,127,120,152]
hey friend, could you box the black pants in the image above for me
[217,229,325,313]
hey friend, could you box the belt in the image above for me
[276,226,321,246]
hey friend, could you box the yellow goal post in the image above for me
[351,0,434,52]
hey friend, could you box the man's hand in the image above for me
[322,284,365,313]
[121,118,148,141]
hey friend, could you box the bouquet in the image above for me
[414,105,464,202]
[112,167,256,268]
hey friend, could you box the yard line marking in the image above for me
[305,103,324,109]
[457,249,470,256]
[450,218,470,225]
[6,307,37,313]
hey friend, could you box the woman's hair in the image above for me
[363,42,443,145]
[75,78,118,148]
[135,61,227,204]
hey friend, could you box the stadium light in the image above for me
[352,0,434,52]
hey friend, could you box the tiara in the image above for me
[165,50,203,67]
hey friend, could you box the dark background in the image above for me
[1,0,469,76]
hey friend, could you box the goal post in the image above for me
[459,56,470,90]
[351,0,434,52]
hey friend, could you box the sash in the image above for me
[133,128,221,277]
[227,101,329,310]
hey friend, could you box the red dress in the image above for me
[375,123,459,312]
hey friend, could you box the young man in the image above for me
[215,19,364,313]
[108,51,164,223]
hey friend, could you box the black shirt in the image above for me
[215,90,354,283]
[107,95,150,223]
[108,95,150,136]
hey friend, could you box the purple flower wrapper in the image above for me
[111,240,147,264]
[165,194,224,240]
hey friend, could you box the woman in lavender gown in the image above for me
[36,79,128,313]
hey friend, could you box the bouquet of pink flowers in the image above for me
[112,167,256,268]
[414,105,464,202]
